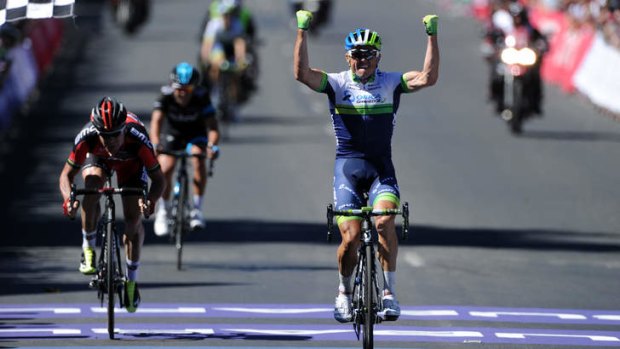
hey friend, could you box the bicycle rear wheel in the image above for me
[106,222,115,339]
[363,244,374,349]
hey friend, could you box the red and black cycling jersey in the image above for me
[66,112,160,174]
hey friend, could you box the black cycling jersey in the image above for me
[152,85,216,137]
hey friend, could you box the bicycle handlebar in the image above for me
[157,137,216,177]
[70,184,150,219]
[326,203,410,242]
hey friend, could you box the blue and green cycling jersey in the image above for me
[317,69,413,160]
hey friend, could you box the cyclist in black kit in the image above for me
[150,62,221,236]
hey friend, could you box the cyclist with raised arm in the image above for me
[293,11,440,323]
[151,62,220,236]
[59,96,165,313]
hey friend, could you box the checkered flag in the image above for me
[1,0,75,25]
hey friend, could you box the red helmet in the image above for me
[90,96,127,134]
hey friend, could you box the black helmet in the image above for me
[90,96,127,134]
[169,62,200,88]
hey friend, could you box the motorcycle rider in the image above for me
[484,1,547,114]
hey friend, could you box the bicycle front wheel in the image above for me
[363,244,374,349]
[106,223,115,339]
[174,186,187,271]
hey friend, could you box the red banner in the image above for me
[534,10,595,93]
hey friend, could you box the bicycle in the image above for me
[326,203,409,349]
[159,137,215,270]
[69,173,148,339]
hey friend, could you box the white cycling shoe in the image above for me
[154,209,169,237]
[378,294,401,321]
[333,294,353,323]
[190,209,205,230]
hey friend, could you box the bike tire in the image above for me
[106,221,115,339]
[175,183,186,271]
[363,244,374,349]
[510,79,524,134]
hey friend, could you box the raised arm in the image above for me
[293,10,325,91]
[403,15,440,92]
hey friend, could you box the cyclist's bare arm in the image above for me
[294,28,324,91]
[402,35,439,92]
[142,167,165,216]
[200,38,214,67]
[206,117,220,147]
[150,109,164,147]
[59,163,81,217]
[234,37,247,66]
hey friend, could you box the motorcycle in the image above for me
[491,28,541,134]
[110,0,150,36]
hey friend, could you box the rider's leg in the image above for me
[374,194,401,319]
[81,166,105,234]
[334,217,361,323]
[190,145,208,229]
[374,198,398,295]
[122,195,144,313]
[78,166,105,274]
[157,154,176,203]
[154,154,175,236]
[190,145,208,207]
[122,195,145,277]
[337,218,362,293]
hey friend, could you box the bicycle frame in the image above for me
[70,175,146,339]
[160,137,212,270]
[327,204,409,349]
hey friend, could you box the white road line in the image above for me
[375,330,483,338]
[495,332,620,342]
[401,309,459,316]
[593,315,620,321]
[90,307,206,314]
[0,307,80,314]
[92,328,215,335]
[0,328,81,335]
[224,328,352,335]
[470,311,587,320]
[214,307,331,314]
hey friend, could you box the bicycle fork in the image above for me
[352,219,382,339]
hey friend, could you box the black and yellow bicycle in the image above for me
[327,203,409,349]
[70,174,147,339]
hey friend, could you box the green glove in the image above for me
[423,14,438,36]
[296,10,313,30]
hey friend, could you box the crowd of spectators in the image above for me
[0,22,23,90]
[528,0,620,50]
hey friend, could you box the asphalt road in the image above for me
[1,0,620,348]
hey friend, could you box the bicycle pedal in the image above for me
[88,278,99,289]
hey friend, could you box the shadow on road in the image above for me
[1,216,619,253]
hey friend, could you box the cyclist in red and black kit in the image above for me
[59,96,165,313]
[150,62,220,237]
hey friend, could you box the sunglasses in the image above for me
[174,85,195,93]
[98,127,124,139]
[349,49,379,61]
